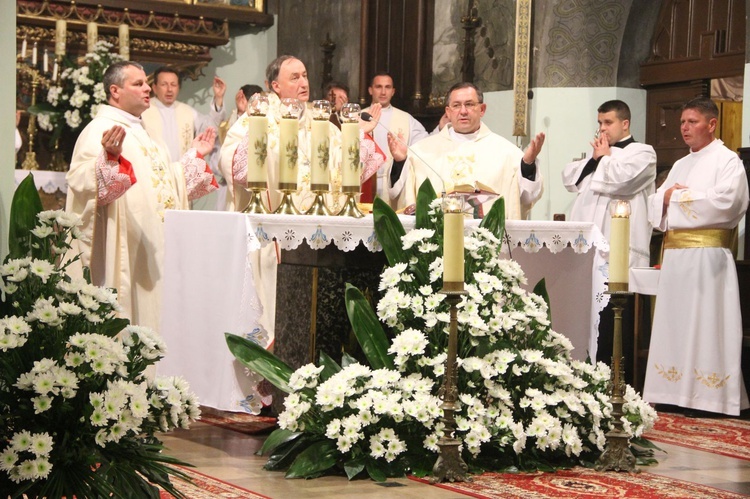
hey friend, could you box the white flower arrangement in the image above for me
[0,185,200,497]
[259,198,657,478]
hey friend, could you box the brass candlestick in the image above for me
[431,289,471,483]
[595,290,638,473]
[337,185,364,218]
[274,183,300,215]
[243,183,269,214]
[305,185,332,216]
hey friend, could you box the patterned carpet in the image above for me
[412,468,749,499]
[160,466,270,499]
[645,412,750,461]
[198,406,278,435]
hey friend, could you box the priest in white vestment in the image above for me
[66,61,219,334]
[388,82,544,219]
[562,100,657,268]
[643,96,750,416]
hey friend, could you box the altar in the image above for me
[157,211,609,412]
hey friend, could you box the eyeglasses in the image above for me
[448,101,480,111]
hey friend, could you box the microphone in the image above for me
[361,111,447,197]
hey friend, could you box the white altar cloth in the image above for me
[158,211,609,412]
[14,169,68,193]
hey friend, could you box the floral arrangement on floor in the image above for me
[226,182,658,480]
[31,40,122,144]
[0,176,199,498]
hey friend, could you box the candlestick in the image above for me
[340,103,361,189]
[43,50,49,74]
[119,24,130,60]
[87,22,98,54]
[21,38,27,59]
[608,199,631,292]
[442,194,465,290]
[55,19,66,57]
[32,42,37,66]
[310,100,331,189]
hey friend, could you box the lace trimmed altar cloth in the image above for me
[157,211,609,412]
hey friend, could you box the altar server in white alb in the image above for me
[562,100,657,268]
[388,82,544,219]
[643,96,749,416]
[66,61,218,333]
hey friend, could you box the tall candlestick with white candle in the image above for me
[246,94,269,187]
[278,98,302,189]
[442,194,465,290]
[608,199,631,291]
[55,20,66,57]
[119,24,130,60]
[310,100,331,190]
[340,103,361,189]
[87,22,98,54]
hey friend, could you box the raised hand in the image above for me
[360,103,382,135]
[522,132,545,164]
[212,76,227,108]
[388,130,408,162]
[192,127,217,157]
[102,125,126,157]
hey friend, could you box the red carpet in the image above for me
[198,406,277,436]
[645,412,750,461]
[160,466,271,498]
[411,468,748,499]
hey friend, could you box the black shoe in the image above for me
[683,408,719,419]
[654,404,683,414]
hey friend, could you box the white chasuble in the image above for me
[643,139,750,415]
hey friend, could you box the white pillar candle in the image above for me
[87,22,98,54]
[21,38,27,59]
[609,216,629,285]
[246,114,268,185]
[443,210,465,286]
[43,50,49,73]
[55,20,66,56]
[278,118,299,187]
[52,61,58,82]
[310,119,330,187]
[340,122,360,188]
[32,42,37,66]
[119,24,130,60]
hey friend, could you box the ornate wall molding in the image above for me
[512,0,531,137]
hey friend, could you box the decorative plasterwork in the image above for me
[512,0,531,137]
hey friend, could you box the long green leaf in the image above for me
[345,284,394,370]
[344,456,366,480]
[263,437,313,471]
[372,197,407,266]
[415,179,437,230]
[225,333,294,393]
[532,278,551,322]
[258,428,303,456]
[365,458,387,482]
[318,351,341,382]
[8,174,43,259]
[479,196,506,242]
[285,439,339,478]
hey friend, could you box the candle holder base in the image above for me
[274,189,300,215]
[242,188,270,214]
[337,192,364,218]
[305,191,332,216]
[21,151,39,171]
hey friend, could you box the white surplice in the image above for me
[643,138,750,415]
[562,139,657,268]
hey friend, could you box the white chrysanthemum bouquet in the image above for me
[0,176,199,498]
[227,182,657,480]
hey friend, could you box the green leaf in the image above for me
[372,197,407,266]
[532,278,551,322]
[258,428,303,456]
[8,173,43,259]
[341,352,357,368]
[365,458,387,482]
[415,179,438,230]
[285,440,339,478]
[318,350,342,381]
[344,456,366,480]
[631,437,665,452]
[345,284,394,370]
[479,196,506,241]
[264,437,312,471]
[225,333,294,393]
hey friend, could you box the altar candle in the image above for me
[246,114,268,185]
[278,117,299,186]
[42,50,48,73]
[21,38,27,59]
[119,24,130,60]
[310,119,330,187]
[32,42,37,66]
[52,60,58,82]
[443,203,465,287]
[55,19,66,56]
[87,22,98,54]
[608,200,631,288]
[340,122,360,188]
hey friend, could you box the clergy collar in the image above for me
[613,135,634,148]
[152,98,175,110]
[447,124,481,142]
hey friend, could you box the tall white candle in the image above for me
[246,114,268,185]
[55,20,66,56]
[340,122,360,188]
[52,61,58,82]
[609,217,629,285]
[21,38,27,59]
[278,118,299,187]
[443,209,465,286]
[119,24,130,60]
[310,119,330,188]
[87,22,98,54]
[32,42,37,66]
[42,50,48,73]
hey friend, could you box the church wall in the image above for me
[180,20,278,113]
[0,4,17,259]
[482,86,647,221]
